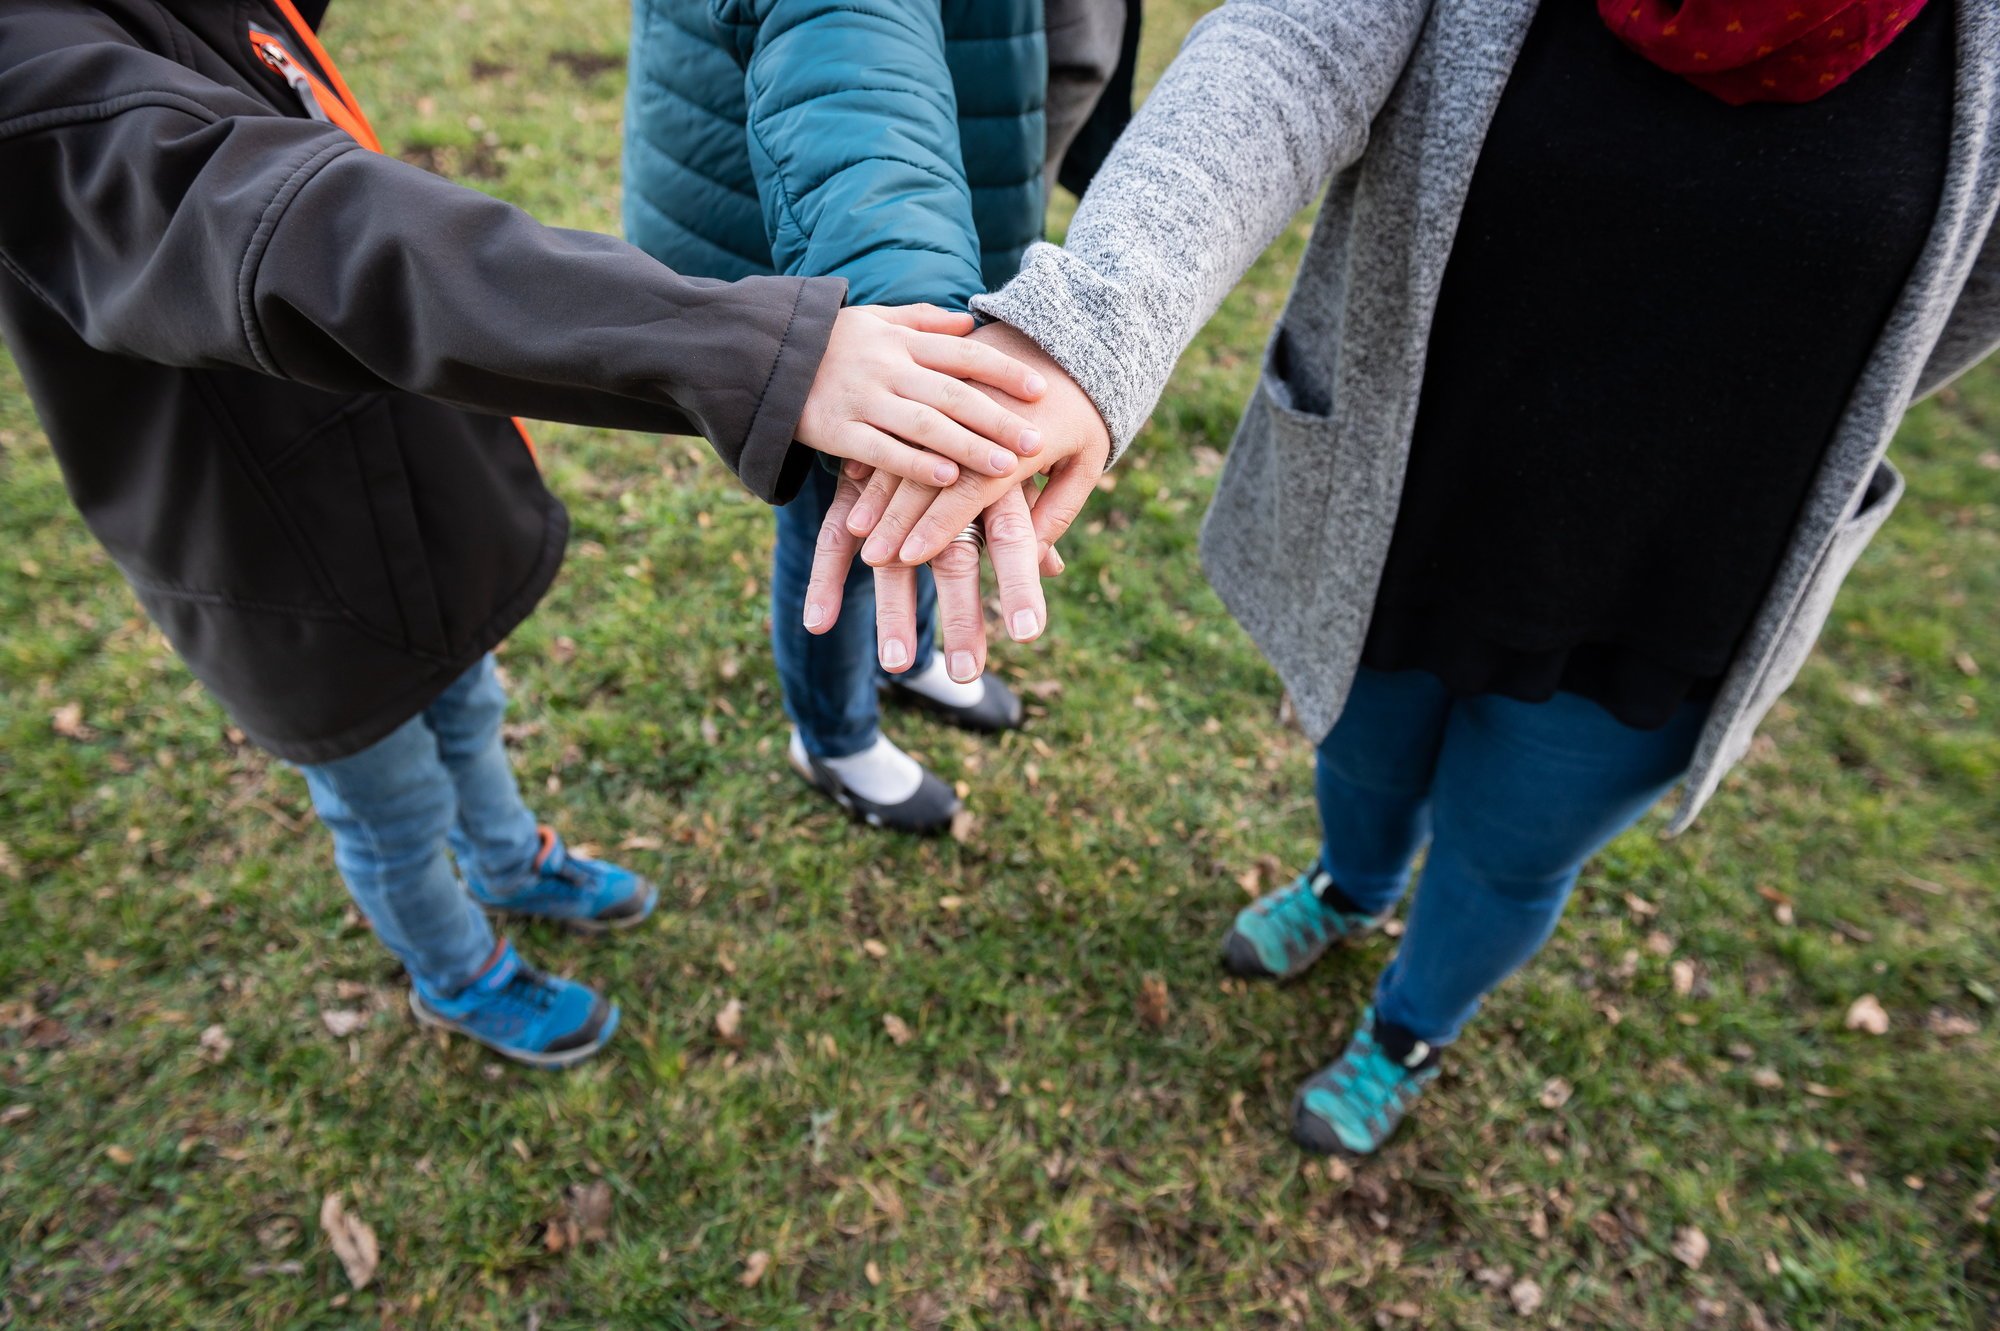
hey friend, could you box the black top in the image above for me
[1362,0,1955,729]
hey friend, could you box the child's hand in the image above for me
[795,305,1047,488]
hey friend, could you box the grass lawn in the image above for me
[3,2,1998,1327]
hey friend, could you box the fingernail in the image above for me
[898,537,924,563]
[950,651,977,683]
[847,509,875,536]
[882,638,910,670]
[933,459,956,484]
[989,447,1015,473]
[1011,608,1040,641]
[1026,373,1048,395]
[1019,429,1041,455]
[804,602,825,629]
[1049,549,1065,573]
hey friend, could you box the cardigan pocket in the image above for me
[1746,459,1905,713]
[1254,325,1344,539]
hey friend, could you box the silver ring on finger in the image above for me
[948,520,986,552]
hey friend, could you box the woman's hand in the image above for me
[793,305,1047,488]
[803,322,1111,672]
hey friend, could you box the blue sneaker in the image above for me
[409,939,619,1068]
[465,826,657,933]
[1291,1007,1441,1156]
[1221,866,1382,981]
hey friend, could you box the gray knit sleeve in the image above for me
[972,0,1430,457]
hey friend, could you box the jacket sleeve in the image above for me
[0,31,841,501]
[710,0,986,309]
[971,0,1431,457]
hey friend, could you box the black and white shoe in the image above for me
[787,731,962,835]
[879,654,1025,734]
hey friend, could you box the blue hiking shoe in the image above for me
[1221,866,1382,981]
[409,939,619,1069]
[466,826,657,933]
[1291,1007,1441,1156]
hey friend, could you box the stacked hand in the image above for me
[800,322,1111,679]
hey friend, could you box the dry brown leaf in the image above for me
[1136,975,1171,1032]
[321,1009,367,1038]
[1538,1076,1573,1110]
[740,1249,771,1287]
[198,1024,233,1064]
[863,1259,882,1286]
[549,635,577,665]
[556,1180,613,1249]
[882,1013,914,1047]
[1671,1225,1709,1271]
[1750,1067,1784,1090]
[715,998,744,1043]
[104,1144,135,1165]
[51,702,93,740]
[319,1192,380,1289]
[948,809,978,843]
[936,895,965,912]
[1379,1301,1421,1320]
[1509,1277,1544,1316]
[0,841,20,881]
[1671,959,1696,997]
[861,939,889,959]
[1843,994,1890,1036]
[0,1104,33,1126]
[1926,1009,1979,1039]
[1803,1081,1842,1099]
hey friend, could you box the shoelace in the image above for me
[1264,881,1338,952]
[1338,1032,1428,1134]
[495,965,562,1013]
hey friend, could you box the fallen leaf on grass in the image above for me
[1538,1077,1573,1110]
[1750,1067,1784,1090]
[0,841,19,880]
[1926,1009,1979,1039]
[319,1192,379,1289]
[948,810,978,843]
[1137,975,1171,1032]
[715,998,744,1043]
[0,1104,32,1126]
[882,1014,914,1046]
[321,1009,367,1038]
[740,1249,771,1287]
[1671,959,1696,997]
[52,702,94,740]
[546,1180,613,1253]
[1671,1225,1709,1271]
[1509,1277,1544,1316]
[1378,1300,1421,1320]
[861,939,889,959]
[104,1144,135,1165]
[863,1259,881,1286]
[1843,994,1890,1036]
[198,1024,232,1063]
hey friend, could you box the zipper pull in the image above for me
[256,41,331,124]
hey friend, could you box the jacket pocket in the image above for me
[260,397,451,659]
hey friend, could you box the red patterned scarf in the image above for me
[1597,0,1935,105]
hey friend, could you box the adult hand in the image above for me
[794,305,1048,488]
[803,322,1111,675]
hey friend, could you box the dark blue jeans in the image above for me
[772,462,938,758]
[1318,667,1706,1046]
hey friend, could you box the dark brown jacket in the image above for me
[0,0,845,761]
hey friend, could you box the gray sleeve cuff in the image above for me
[972,242,1158,465]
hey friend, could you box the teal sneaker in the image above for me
[1221,866,1382,981]
[409,939,619,1069]
[466,826,657,933]
[1291,1007,1441,1156]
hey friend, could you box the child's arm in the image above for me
[0,24,1040,501]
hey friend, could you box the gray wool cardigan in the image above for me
[975,0,2000,832]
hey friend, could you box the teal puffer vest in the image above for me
[623,0,1047,308]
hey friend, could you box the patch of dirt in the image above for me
[398,141,504,181]
[550,49,623,80]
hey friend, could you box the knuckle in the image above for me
[983,510,1035,545]
[932,544,980,576]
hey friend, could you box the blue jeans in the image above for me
[297,656,539,995]
[1318,667,1706,1046]
[772,462,938,758]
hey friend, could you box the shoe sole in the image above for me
[1219,929,1345,985]
[878,680,1025,733]
[409,991,621,1069]
[786,749,955,836]
[474,881,659,935]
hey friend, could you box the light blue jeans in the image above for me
[1318,667,1708,1046]
[297,655,539,995]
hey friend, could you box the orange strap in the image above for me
[262,0,539,464]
